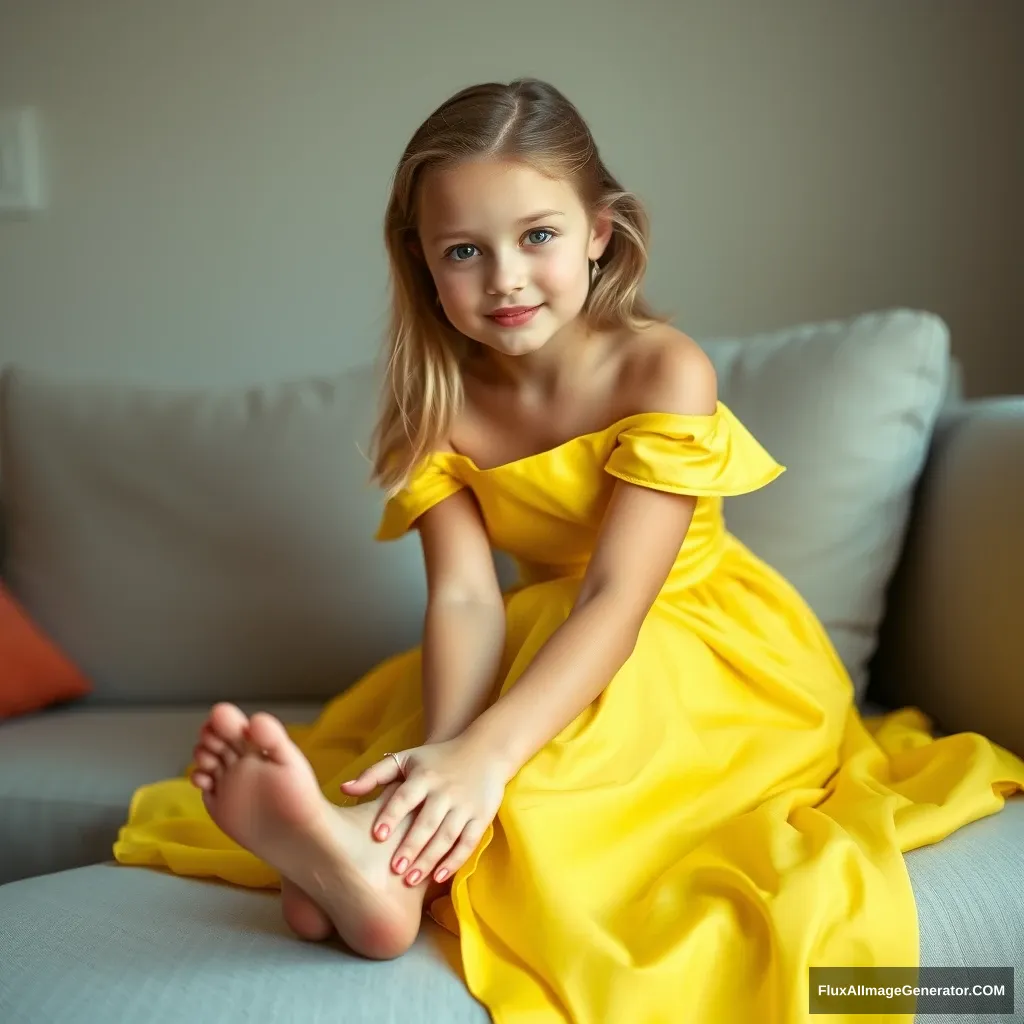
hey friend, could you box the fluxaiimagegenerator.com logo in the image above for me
[809,966,1014,1015]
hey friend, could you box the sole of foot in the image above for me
[191,702,425,960]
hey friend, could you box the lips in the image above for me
[487,304,542,327]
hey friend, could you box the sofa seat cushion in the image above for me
[908,795,1024,972]
[1,800,1021,1024]
[0,864,488,1024]
[0,703,322,884]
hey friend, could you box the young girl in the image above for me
[116,79,1024,1023]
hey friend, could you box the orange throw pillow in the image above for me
[0,583,92,719]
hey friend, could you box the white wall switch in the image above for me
[0,108,45,214]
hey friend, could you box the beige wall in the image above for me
[0,0,1020,395]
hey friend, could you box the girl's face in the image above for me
[416,159,611,357]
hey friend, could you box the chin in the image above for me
[483,328,554,357]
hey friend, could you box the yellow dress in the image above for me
[115,403,1024,1024]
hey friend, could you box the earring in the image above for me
[590,259,601,286]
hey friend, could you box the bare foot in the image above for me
[190,702,427,959]
[281,878,335,942]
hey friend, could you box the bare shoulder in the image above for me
[618,324,718,416]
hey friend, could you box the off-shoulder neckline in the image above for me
[434,402,728,476]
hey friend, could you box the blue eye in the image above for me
[446,244,478,262]
[526,229,554,245]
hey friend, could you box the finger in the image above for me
[339,756,403,797]
[403,809,467,885]
[431,819,488,884]
[372,776,430,842]
[391,800,454,876]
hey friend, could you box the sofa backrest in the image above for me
[0,309,951,706]
[0,363,436,703]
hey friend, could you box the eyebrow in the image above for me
[431,210,565,245]
[516,209,564,225]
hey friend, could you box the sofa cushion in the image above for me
[700,308,949,698]
[0,309,947,705]
[0,363,430,704]
[0,703,321,884]
[1,800,1019,1024]
[906,797,1024,973]
[869,397,1024,759]
[0,864,488,1024]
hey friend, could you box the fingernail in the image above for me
[376,825,389,840]
[435,868,449,883]
[394,857,408,873]
[407,870,422,885]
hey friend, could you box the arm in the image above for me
[415,488,507,743]
[464,339,718,778]
[463,479,698,777]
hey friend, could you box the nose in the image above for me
[485,248,526,296]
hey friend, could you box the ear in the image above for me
[587,207,614,261]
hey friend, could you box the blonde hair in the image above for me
[371,78,664,495]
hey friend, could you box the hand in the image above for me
[340,736,508,886]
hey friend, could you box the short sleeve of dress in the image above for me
[375,453,466,541]
[604,403,785,496]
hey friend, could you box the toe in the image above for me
[196,728,237,768]
[282,880,335,942]
[193,748,221,775]
[197,725,228,758]
[208,702,250,755]
[245,712,295,765]
[190,769,215,791]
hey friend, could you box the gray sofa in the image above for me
[1,310,1022,1023]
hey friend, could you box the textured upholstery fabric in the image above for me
[0,864,488,1024]
[1,801,1020,1024]
[911,799,1024,974]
